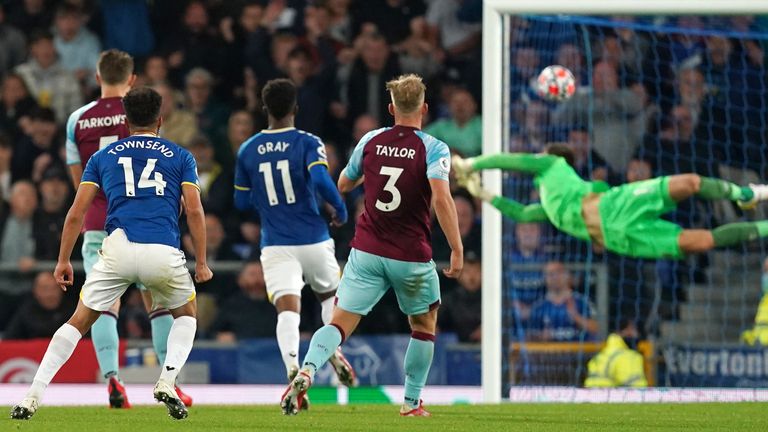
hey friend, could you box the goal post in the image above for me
[481,0,768,403]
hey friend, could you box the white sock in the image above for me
[27,324,82,400]
[159,316,196,384]
[320,297,335,325]
[276,311,301,373]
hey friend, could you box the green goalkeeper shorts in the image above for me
[598,176,684,260]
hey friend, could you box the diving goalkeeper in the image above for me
[453,145,768,259]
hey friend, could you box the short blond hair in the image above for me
[386,74,426,114]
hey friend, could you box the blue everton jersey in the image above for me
[235,127,330,247]
[527,293,597,342]
[81,135,200,248]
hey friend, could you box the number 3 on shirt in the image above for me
[118,157,167,196]
[375,166,403,212]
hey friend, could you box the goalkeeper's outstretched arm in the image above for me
[490,196,549,223]
[461,172,548,223]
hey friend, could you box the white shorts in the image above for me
[80,229,196,312]
[260,238,340,303]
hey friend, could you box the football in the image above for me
[536,65,576,102]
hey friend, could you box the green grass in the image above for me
[6,403,768,431]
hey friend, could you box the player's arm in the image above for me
[310,164,348,226]
[68,164,83,189]
[233,148,253,211]
[54,183,98,290]
[338,130,371,193]
[461,172,548,222]
[183,183,213,283]
[464,152,559,175]
[491,198,548,223]
[65,108,83,188]
[338,170,364,193]
[431,178,463,278]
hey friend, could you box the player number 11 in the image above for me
[259,160,296,206]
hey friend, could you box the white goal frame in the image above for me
[481,0,768,403]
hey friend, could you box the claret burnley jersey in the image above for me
[66,97,130,231]
[343,125,450,262]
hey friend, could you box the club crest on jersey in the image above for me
[375,145,416,159]
[257,141,290,154]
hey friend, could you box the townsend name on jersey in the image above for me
[106,139,175,157]
[77,114,127,129]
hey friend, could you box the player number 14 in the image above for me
[117,157,167,196]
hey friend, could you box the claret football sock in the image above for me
[301,324,344,381]
[403,332,435,409]
[277,311,301,374]
[27,323,82,400]
[91,312,120,379]
[150,310,174,365]
[159,316,196,384]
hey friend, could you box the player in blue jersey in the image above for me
[11,87,212,421]
[234,79,357,401]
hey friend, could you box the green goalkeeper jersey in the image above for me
[534,158,609,242]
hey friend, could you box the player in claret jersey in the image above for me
[11,87,211,421]
[235,79,357,408]
[281,74,464,417]
[64,49,192,408]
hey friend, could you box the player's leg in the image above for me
[453,152,559,178]
[139,243,198,420]
[140,288,192,407]
[282,248,386,415]
[667,173,757,205]
[13,246,133,420]
[11,300,103,419]
[679,221,768,254]
[401,309,438,417]
[262,245,305,379]
[153,299,196,420]
[386,258,440,416]
[302,239,358,387]
[83,230,128,407]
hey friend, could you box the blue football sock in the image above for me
[91,313,120,379]
[301,324,344,380]
[403,333,435,409]
[150,311,174,365]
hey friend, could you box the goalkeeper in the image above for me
[453,145,768,259]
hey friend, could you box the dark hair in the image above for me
[98,49,134,85]
[0,133,11,149]
[30,107,56,123]
[545,143,575,168]
[29,29,53,45]
[56,3,82,17]
[122,87,162,128]
[261,78,297,120]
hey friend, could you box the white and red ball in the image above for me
[536,65,576,102]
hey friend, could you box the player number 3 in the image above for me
[375,166,404,212]
[118,157,167,196]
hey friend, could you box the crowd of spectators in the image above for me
[0,0,484,341]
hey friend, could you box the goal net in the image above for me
[482,3,768,402]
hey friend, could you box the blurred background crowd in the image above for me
[0,0,484,342]
[1,0,767,351]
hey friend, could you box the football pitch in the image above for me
[6,403,767,431]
